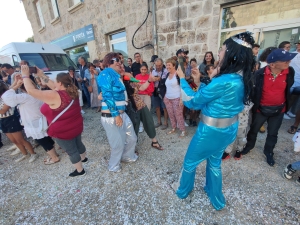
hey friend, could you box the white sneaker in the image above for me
[283,113,291,119]
[139,126,144,133]
[10,148,21,156]
[7,145,17,152]
[287,111,296,118]
[29,154,38,163]
[15,154,29,162]
[184,122,189,127]
[81,110,85,114]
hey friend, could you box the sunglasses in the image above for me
[110,58,120,64]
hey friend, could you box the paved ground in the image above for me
[1,109,300,225]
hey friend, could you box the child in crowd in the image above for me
[200,65,214,85]
[222,102,254,160]
[283,130,300,184]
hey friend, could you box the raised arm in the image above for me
[21,65,61,107]
[138,73,156,91]
[9,73,21,90]
[177,66,224,110]
[35,67,56,90]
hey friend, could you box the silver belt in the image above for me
[201,114,238,128]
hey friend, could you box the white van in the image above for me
[0,42,78,79]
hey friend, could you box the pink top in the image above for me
[40,90,83,140]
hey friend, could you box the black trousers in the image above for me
[244,112,284,154]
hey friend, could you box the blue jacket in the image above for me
[180,73,244,118]
[97,68,126,117]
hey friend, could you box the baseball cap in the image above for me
[176,48,189,56]
[150,55,158,62]
[266,49,297,64]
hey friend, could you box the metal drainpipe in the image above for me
[152,0,158,55]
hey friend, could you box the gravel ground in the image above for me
[1,109,300,225]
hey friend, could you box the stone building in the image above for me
[22,0,300,65]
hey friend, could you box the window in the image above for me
[50,0,59,19]
[36,1,45,28]
[12,55,19,66]
[109,31,128,65]
[68,0,84,14]
[73,0,82,4]
[19,53,77,71]
[221,0,300,30]
[219,0,300,52]
[67,45,90,64]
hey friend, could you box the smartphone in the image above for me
[178,56,185,76]
[29,66,37,74]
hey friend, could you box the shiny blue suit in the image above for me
[177,74,244,210]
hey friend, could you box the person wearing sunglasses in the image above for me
[97,53,138,173]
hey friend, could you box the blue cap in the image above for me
[266,48,297,63]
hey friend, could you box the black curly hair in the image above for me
[259,47,277,62]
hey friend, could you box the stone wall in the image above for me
[156,0,221,62]
[22,0,255,63]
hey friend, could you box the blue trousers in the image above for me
[176,121,238,210]
[291,161,300,170]
[81,83,91,107]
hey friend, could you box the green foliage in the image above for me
[25,36,34,42]
[72,47,86,54]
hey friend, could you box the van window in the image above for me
[19,53,77,71]
[12,55,19,66]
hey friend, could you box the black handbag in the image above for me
[259,103,285,117]
[153,87,159,97]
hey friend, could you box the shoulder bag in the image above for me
[39,100,74,132]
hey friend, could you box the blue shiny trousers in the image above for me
[176,121,238,210]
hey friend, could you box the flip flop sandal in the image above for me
[151,141,164,150]
[288,126,298,134]
[44,157,60,165]
[43,156,51,162]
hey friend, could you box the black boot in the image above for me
[264,152,275,166]
[241,147,251,155]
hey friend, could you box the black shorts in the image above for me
[36,136,55,151]
[0,115,23,133]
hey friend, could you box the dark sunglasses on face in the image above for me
[110,58,120,64]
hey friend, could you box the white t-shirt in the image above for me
[165,74,181,99]
[260,61,267,68]
[2,89,47,139]
[290,51,300,87]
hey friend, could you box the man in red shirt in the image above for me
[240,49,297,166]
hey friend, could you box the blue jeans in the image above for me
[291,86,300,95]
[81,83,91,107]
[291,161,300,170]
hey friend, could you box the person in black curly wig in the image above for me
[172,31,255,210]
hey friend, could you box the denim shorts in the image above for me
[0,114,23,133]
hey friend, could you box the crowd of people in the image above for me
[0,32,300,210]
